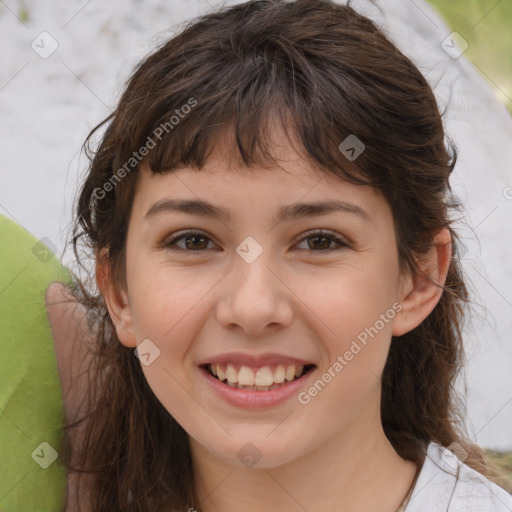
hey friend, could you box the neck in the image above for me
[191,397,418,512]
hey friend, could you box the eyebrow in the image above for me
[144,198,372,224]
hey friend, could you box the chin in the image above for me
[199,434,306,470]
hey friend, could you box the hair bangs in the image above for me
[121,35,374,187]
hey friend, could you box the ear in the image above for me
[96,250,137,348]
[392,228,452,337]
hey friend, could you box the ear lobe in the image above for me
[392,228,452,337]
[96,253,137,348]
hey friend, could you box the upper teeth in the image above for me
[210,363,305,386]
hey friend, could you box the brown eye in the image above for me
[164,230,214,251]
[183,234,209,250]
[296,231,348,252]
[308,235,331,250]
[163,229,348,254]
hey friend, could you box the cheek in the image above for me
[297,263,399,419]
[297,276,397,430]
[299,260,399,344]
[128,265,212,431]
[127,256,210,340]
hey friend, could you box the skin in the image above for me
[46,283,95,511]
[48,129,452,512]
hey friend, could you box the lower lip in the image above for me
[200,366,314,409]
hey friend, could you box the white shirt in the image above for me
[406,442,512,511]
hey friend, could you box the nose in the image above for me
[215,250,294,337]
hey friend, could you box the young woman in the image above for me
[46,0,512,510]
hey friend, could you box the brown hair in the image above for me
[67,0,510,510]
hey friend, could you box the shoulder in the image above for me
[406,441,512,512]
[45,281,99,425]
[46,282,97,511]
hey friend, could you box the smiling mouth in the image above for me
[202,363,316,391]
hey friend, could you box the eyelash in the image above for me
[162,229,349,253]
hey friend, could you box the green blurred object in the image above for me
[0,215,69,511]
[427,0,512,113]
[486,450,512,492]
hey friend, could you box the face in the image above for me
[106,133,415,471]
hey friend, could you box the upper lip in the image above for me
[198,352,315,367]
